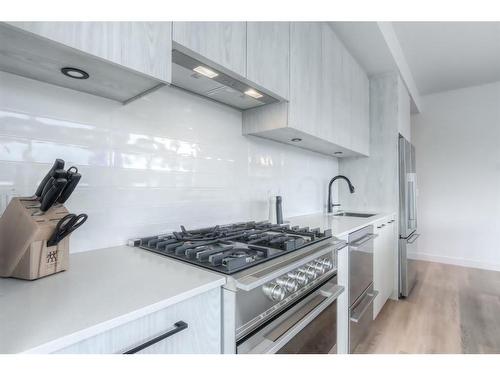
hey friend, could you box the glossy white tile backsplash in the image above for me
[0,71,338,253]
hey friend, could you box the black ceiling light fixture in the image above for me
[61,67,89,80]
[291,138,302,142]
[334,151,343,155]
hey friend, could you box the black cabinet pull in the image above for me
[123,320,188,354]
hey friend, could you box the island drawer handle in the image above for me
[123,321,188,354]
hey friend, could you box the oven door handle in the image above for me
[349,234,378,250]
[350,290,378,323]
[256,284,344,354]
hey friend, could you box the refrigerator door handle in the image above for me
[407,233,420,244]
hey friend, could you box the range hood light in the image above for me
[193,66,218,78]
[172,50,279,109]
[244,88,264,99]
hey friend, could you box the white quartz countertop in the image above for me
[0,245,225,354]
[287,211,394,239]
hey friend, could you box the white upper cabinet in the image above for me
[243,22,370,158]
[246,22,290,100]
[289,22,323,134]
[322,23,351,149]
[338,40,354,149]
[8,22,171,82]
[173,22,247,77]
[350,57,370,155]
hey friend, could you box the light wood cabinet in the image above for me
[246,22,290,100]
[8,22,171,82]
[338,44,354,151]
[53,288,221,354]
[350,57,370,155]
[243,22,369,158]
[173,22,246,76]
[289,22,323,135]
[361,70,370,154]
[373,215,396,319]
[322,23,351,149]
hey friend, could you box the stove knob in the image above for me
[317,258,334,271]
[262,283,286,302]
[298,265,318,280]
[309,261,327,275]
[287,270,309,286]
[276,277,299,293]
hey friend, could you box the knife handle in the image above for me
[57,172,81,204]
[34,159,65,197]
[39,178,67,212]
[40,169,68,199]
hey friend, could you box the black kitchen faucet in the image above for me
[327,175,355,213]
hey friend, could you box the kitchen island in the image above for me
[0,245,225,354]
[0,212,394,354]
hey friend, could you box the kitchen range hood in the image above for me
[171,49,280,110]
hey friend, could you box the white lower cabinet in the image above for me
[373,215,396,319]
[54,288,221,354]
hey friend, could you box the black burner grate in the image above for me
[133,221,332,274]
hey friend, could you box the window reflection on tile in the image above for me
[0,71,339,253]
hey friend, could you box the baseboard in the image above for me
[408,251,500,272]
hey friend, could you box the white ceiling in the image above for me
[329,22,422,112]
[392,22,500,95]
[329,22,397,76]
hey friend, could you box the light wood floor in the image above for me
[355,260,500,354]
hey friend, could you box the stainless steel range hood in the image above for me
[171,49,280,110]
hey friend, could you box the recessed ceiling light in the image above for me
[291,138,302,142]
[61,67,89,80]
[244,88,264,99]
[193,66,218,78]
[334,151,343,155]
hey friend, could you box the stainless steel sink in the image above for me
[332,212,376,218]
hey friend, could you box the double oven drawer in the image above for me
[348,225,378,353]
[237,276,344,354]
[348,226,376,306]
[349,283,378,353]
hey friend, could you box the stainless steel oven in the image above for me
[237,275,343,354]
[129,220,346,354]
[348,225,378,353]
[221,237,346,354]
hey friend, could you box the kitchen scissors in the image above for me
[47,213,88,247]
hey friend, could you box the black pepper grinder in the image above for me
[276,196,283,225]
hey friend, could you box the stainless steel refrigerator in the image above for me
[398,135,419,298]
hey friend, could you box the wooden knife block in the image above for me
[0,197,70,280]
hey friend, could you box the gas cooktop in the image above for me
[129,221,333,274]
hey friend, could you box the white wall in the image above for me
[412,81,500,271]
[0,72,338,253]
